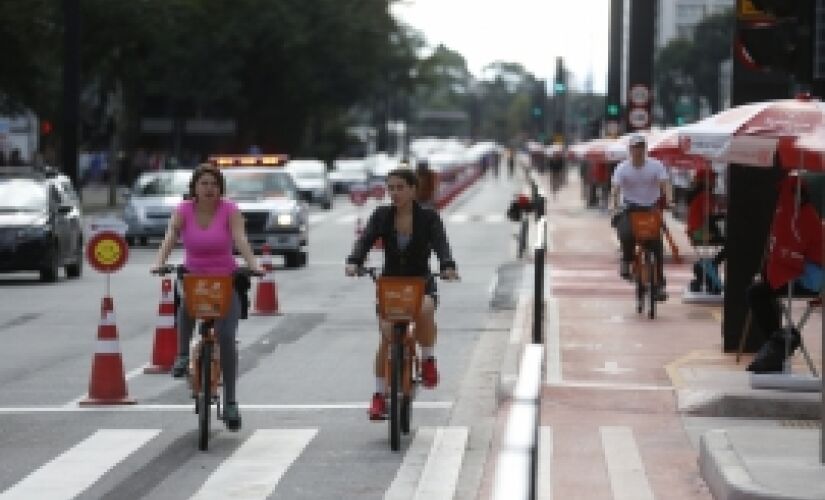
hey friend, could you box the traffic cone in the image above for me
[254,244,280,315]
[144,278,178,374]
[79,296,135,405]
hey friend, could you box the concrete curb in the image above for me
[699,429,822,500]
[496,276,532,405]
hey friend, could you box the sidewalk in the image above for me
[486,168,824,500]
[79,184,128,215]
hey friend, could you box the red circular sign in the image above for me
[86,231,129,273]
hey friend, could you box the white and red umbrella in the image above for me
[648,126,711,171]
[677,95,825,171]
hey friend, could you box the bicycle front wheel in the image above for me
[198,342,212,451]
[389,335,403,451]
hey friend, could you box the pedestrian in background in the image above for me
[416,160,437,210]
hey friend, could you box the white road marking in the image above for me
[384,427,437,500]
[509,293,530,344]
[547,380,672,391]
[308,213,329,225]
[0,429,159,500]
[336,214,359,224]
[539,426,553,500]
[448,214,469,223]
[484,214,506,223]
[593,361,633,375]
[600,426,655,500]
[190,429,316,500]
[0,402,453,414]
[412,426,468,500]
[545,297,561,384]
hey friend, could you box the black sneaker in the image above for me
[619,261,631,280]
[747,336,786,373]
[654,287,668,302]
[224,402,242,431]
[171,356,189,378]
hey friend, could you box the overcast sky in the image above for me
[390,0,610,94]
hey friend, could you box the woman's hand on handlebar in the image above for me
[441,268,460,281]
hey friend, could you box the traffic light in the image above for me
[606,103,620,118]
[554,57,566,95]
[40,120,53,136]
[736,0,814,81]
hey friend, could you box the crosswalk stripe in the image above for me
[412,426,468,500]
[0,429,159,500]
[599,426,655,500]
[448,214,469,223]
[484,214,506,223]
[190,428,316,500]
[384,427,437,500]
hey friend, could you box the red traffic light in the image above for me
[40,120,53,136]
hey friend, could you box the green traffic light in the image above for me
[607,104,619,117]
[532,107,542,117]
[676,116,685,125]
[554,82,565,93]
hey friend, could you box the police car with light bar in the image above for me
[209,155,309,268]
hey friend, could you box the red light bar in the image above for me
[208,154,289,167]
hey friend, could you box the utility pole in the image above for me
[62,0,80,189]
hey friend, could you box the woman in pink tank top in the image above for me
[151,164,262,431]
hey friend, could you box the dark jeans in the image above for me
[616,206,665,284]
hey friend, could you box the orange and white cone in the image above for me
[144,278,178,374]
[254,244,280,315]
[80,296,135,405]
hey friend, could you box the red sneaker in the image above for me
[368,393,387,421]
[421,358,439,388]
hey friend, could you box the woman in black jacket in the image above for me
[346,168,459,420]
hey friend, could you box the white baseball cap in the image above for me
[628,134,646,147]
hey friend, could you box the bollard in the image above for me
[533,217,547,344]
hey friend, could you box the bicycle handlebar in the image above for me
[152,265,264,278]
[353,266,459,282]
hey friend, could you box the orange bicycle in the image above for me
[153,265,261,450]
[628,210,663,319]
[358,267,434,451]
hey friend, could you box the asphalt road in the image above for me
[0,171,524,500]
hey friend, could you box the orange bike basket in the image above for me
[182,275,234,320]
[376,277,425,322]
[629,211,662,242]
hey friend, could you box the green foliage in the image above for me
[654,8,734,125]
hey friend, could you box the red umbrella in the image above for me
[677,95,825,172]
[648,127,711,171]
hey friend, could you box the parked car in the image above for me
[329,158,368,194]
[0,167,84,281]
[285,159,333,210]
[123,169,191,246]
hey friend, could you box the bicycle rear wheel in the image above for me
[635,257,644,314]
[389,332,403,451]
[198,342,212,451]
[648,251,657,319]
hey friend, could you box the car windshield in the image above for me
[0,179,48,211]
[134,171,191,196]
[223,171,297,199]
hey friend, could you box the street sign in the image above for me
[87,231,128,273]
[628,84,650,106]
[628,108,651,129]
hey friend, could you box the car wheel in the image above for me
[322,198,332,210]
[65,241,83,279]
[284,251,302,269]
[126,236,136,246]
[40,247,59,283]
[139,236,149,246]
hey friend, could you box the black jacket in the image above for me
[346,202,456,276]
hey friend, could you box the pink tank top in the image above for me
[177,199,238,275]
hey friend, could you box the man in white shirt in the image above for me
[611,134,671,300]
